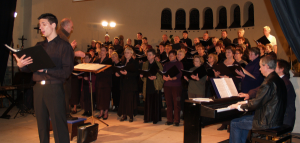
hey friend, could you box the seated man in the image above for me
[239,59,296,129]
[228,55,287,143]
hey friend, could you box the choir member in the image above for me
[163,50,183,126]
[119,35,124,47]
[95,41,102,56]
[236,43,249,62]
[126,38,132,46]
[117,48,139,122]
[181,31,192,48]
[202,31,212,50]
[158,42,168,61]
[165,44,172,57]
[196,44,207,63]
[172,36,181,50]
[88,48,97,63]
[111,52,121,111]
[235,47,264,93]
[258,44,266,58]
[140,49,164,124]
[265,44,277,59]
[162,34,170,45]
[184,55,207,98]
[108,46,114,58]
[104,34,112,45]
[113,37,123,57]
[192,37,200,51]
[94,46,113,120]
[207,37,219,54]
[180,46,192,59]
[234,49,248,68]
[81,53,95,117]
[219,30,232,48]
[204,53,218,98]
[263,26,277,54]
[215,43,226,63]
[87,40,96,52]
[134,32,143,48]
[142,37,153,49]
[233,29,251,49]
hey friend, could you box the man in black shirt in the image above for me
[162,34,170,45]
[113,37,123,57]
[180,31,192,48]
[87,40,96,52]
[134,32,143,48]
[172,36,181,50]
[13,13,73,143]
[219,30,232,48]
[103,34,112,45]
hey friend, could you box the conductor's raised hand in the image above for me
[13,54,33,68]
[120,70,127,75]
[115,72,120,77]
[71,40,77,49]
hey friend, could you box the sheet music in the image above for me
[190,51,198,55]
[72,72,84,76]
[191,98,213,102]
[213,78,238,98]
[74,63,106,71]
[5,44,19,52]
[216,107,235,112]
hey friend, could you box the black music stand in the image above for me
[74,63,111,126]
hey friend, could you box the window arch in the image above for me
[243,3,254,27]
[161,8,172,30]
[188,9,200,30]
[202,8,213,30]
[215,7,227,29]
[175,9,186,30]
[229,5,241,28]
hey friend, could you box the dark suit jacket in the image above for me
[120,58,139,91]
[94,56,113,88]
[219,37,231,48]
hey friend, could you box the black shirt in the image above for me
[233,38,251,49]
[172,43,181,50]
[21,36,74,82]
[219,37,232,48]
[146,62,156,94]
[181,37,193,48]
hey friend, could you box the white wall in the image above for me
[290,77,300,133]
[12,0,289,61]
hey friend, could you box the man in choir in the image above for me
[233,29,251,49]
[113,37,123,56]
[181,31,192,48]
[140,49,164,124]
[162,34,170,45]
[142,37,152,49]
[134,32,143,48]
[219,30,232,48]
[263,26,277,54]
[191,37,200,52]
[163,50,183,126]
[265,44,277,59]
[172,36,181,50]
[229,55,287,143]
[13,13,73,143]
[158,42,168,61]
[239,59,296,129]
[104,34,112,45]
[127,38,132,46]
[202,31,212,49]
[87,40,96,52]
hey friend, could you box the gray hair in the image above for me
[60,18,72,28]
[260,55,277,69]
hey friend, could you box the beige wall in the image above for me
[12,0,290,64]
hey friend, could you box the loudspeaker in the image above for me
[77,122,99,143]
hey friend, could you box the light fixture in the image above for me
[102,21,108,27]
[14,12,17,18]
[109,22,116,27]
[102,21,116,34]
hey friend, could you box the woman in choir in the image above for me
[234,49,248,68]
[196,44,207,63]
[140,49,164,124]
[214,43,226,63]
[95,41,102,56]
[204,53,218,98]
[235,47,264,93]
[94,46,113,119]
[163,50,183,126]
[108,46,115,58]
[265,44,277,59]
[111,52,121,111]
[184,55,207,98]
[207,37,219,54]
[258,44,266,58]
[80,53,95,117]
[158,43,168,61]
[116,48,139,122]
[165,44,172,57]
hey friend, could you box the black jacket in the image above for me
[241,71,287,130]
[120,58,139,91]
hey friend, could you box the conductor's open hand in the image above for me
[71,40,77,49]
[13,54,33,68]
[120,70,127,75]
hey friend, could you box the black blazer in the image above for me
[120,58,139,91]
[94,56,113,88]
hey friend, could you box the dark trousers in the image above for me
[164,86,182,123]
[112,88,120,108]
[34,83,70,143]
[63,76,72,114]
[144,91,162,122]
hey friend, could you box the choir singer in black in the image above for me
[13,13,73,143]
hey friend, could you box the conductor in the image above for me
[13,13,73,143]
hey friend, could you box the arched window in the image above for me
[243,3,254,27]
[216,7,227,29]
[175,9,186,30]
[161,8,172,30]
[202,8,213,30]
[188,9,200,30]
[229,5,241,28]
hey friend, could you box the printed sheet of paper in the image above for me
[74,63,106,71]
[213,78,238,98]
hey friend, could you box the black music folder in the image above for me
[200,38,212,47]
[5,44,55,72]
[213,63,242,77]
[112,63,137,73]
[134,39,142,46]
[182,65,207,80]
[139,62,159,77]
[158,65,180,78]
[136,56,148,62]
[255,36,271,45]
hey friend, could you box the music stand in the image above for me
[74,63,111,126]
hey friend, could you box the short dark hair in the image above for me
[169,49,177,56]
[249,47,260,56]
[225,46,236,54]
[137,32,142,35]
[109,46,115,51]
[142,37,147,40]
[183,30,188,34]
[222,30,228,34]
[38,13,58,28]
[181,46,188,52]
[101,46,108,51]
[147,49,156,55]
[85,52,92,58]
[235,48,243,54]
[277,59,290,78]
